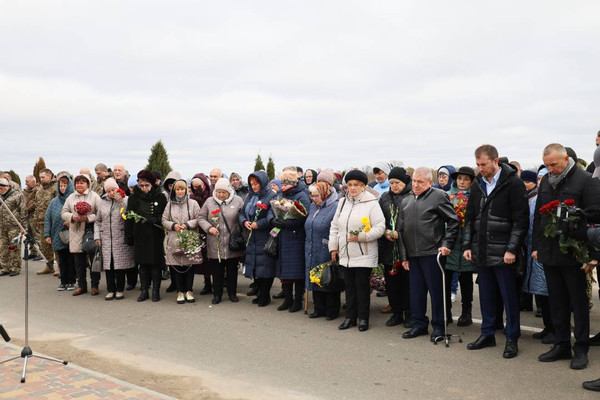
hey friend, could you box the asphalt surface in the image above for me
[1,259,600,399]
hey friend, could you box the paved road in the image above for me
[1,260,599,399]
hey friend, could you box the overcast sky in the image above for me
[2,1,599,184]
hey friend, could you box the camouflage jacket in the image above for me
[23,184,39,217]
[92,172,114,197]
[0,188,27,229]
[34,180,57,223]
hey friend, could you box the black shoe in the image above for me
[325,315,338,321]
[151,289,160,302]
[538,345,572,362]
[125,284,135,291]
[386,315,403,327]
[583,378,600,391]
[229,294,239,303]
[9,271,19,276]
[402,327,428,339]
[590,332,600,346]
[532,327,550,339]
[273,290,285,299]
[257,298,271,307]
[137,289,149,302]
[541,332,555,345]
[212,296,222,305]
[358,319,369,332]
[309,312,325,319]
[338,319,357,330]
[165,284,176,293]
[277,299,292,311]
[246,286,259,296]
[252,297,260,304]
[457,313,473,327]
[200,285,212,295]
[571,353,588,370]
[467,335,496,350]
[376,290,387,297]
[503,340,518,358]
[431,330,444,343]
[0,271,9,276]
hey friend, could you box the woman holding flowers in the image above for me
[378,167,413,328]
[199,178,245,304]
[329,170,385,332]
[61,174,102,296]
[240,171,278,307]
[94,178,134,300]
[124,170,167,302]
[445,166,477,326]
[305,181,340,320]
[269,169,310,313]
[162,179,202,304]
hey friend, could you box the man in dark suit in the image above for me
[463,144,529,359]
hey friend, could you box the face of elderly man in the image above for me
[113,164,125,180]
[412,170,432,196]
[543,149,569,176]
[25,176,36,188]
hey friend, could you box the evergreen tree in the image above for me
[254,152,265,171]
[267,155,275,180]
[33,157,46,181]
[145,140,173,179]
[8,170,21,186]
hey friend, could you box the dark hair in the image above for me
[39,168,53,177]
[73,175,88,185]
[474,144,499,160]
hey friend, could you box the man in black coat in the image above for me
[532,143,600,370]
[463,144,529,359]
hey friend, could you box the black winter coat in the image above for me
[532,165,600,266]
[124,185,167,265]
[378,183,412,265]
[463,164,529,267]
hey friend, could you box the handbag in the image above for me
[220,207,246,252]
[91,247,102,272]
[58,229,69,245]
[311,260,345,291]
[263,235,278,257]
[81,223,97,254]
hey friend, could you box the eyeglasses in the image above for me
[138,183,151,188]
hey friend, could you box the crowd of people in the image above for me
[3,137,600,391]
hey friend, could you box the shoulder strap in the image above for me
[220,203,233,233]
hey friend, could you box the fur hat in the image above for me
[344,170,368,185]
[520,170,537,184]
[137,169,155,183]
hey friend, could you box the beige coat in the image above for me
[162,194,201,266]
[61,177,101,254]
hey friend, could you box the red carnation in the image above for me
[8,244,16,251]
[116,189,126,198]
[211,209,221,215]
[564,199,576,207]
[74,201,92,215]
[257,203,267,210]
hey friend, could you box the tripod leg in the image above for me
[21,355,29,383]
[32,354,68,365]
[0,355,22,364]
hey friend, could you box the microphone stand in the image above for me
[0,195,68,382]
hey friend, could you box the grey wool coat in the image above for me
[94,195,134,270]
[198,194,245,261]
[162,185,202,266]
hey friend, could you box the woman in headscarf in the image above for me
[305,180,340,319]
[304,169,318,186]
[229,172,249,199]
[199,178,245,304]
[45,174,75,291]
[94,178,134,300]
[240,171,277,306]
[124,170,167,302]
[163,179,201,304]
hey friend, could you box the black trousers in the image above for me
[534,294,554,332]
[105,258,126,293]
[544,264,589,354]
[56,248,75,286]
[384,264,410,317]
[126,265,138,287]
[445,271,474,309]
[172,265,195,292]
[73,252,100,289]
[139,263,161,289]
[211,258,238,297]
[313,290,341,318]
[343,267,372,320]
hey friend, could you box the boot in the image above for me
[151,272,161,302]
[137,268,149,302]
[258,279,272,307]
[200,276,212,295]
[277,283,293,311]
[247,283,259,296]
[289,281,304,313]
[457,303,473,326]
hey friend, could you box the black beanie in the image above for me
[388,167,409,184]
[344,170,368,185]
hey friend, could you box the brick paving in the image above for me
[0,343,175,400]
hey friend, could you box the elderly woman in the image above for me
[94,178,134,300]
[378,167,413,327]
[329,170,385,332]
[61,174,102,296]
[304,169,318,186]
[189,172,214,295]
[199,178,245,304]
[163,179,201,304]
[44,174,75,290]
[305,181,340,319]
[240,171,277,306]
[269,169,311,312]
[124,170,167,302]
[229,172,249,199]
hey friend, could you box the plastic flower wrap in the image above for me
[174,230,204,263]
[269,199,307,238]
[246,201,267,245]
[449,191,468,228]
[211,209,222,262]
[388,204,401,275]
[370,264,386,294]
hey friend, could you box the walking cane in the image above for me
[432,251,463,347]
[304,288,309,314]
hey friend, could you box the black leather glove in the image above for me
[271,218,285,229]
[567,222,589,242]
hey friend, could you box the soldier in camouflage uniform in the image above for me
[0,178,27,276]
[92,163,113,197]
[2,172,22,192]
[34,168,57,274]
[23,175,41,259]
